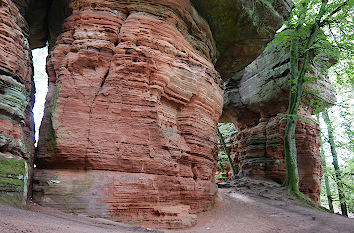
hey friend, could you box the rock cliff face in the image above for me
[31,0,293,228]
[33,1,222,228]
[221,47,336,203]
[221,47,336,129]
[0,0,34,206]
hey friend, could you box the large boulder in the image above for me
[191,0,294,79]
[221,46,336,129]
[231,107,323,203]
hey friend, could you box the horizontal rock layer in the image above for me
[34,1,222,228]
[0,0,34,206]
[33,169,214,228]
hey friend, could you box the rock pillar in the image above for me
[33,1,222,228]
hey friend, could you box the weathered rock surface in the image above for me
[221,47,335,203]
[0,0,34,206]
[27,0,72,49]
[0,0,297,228]
[34,1,222,228]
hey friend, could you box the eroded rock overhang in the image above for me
[27,0,294,80]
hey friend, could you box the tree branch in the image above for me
[320,0,349,26]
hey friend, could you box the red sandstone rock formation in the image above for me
[0,0,34,205]
[30,0,292,228]
[34,1,222,228]
[0,0,294,228]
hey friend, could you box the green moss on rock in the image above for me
[0,156,26,192]
[47,84,61,153]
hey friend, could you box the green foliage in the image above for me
[271,0,353,83]
[270,0,353,198]
[215,151,228,181]
[320,156,354,213]
[320,93,354,214]
[215,171,227,181]
[0,156,26,192]
[273,0,353,52]
[215,123,237,181]
[218,123,237,137]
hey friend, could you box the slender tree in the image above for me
[317,115,334,213]
[322,109,348,216]
[217,128,237,178]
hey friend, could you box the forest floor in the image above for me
[1,177,353,233]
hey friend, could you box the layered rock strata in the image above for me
[0,0,34,205]
[34,1,222,228]
[221,47,336,129]
[221,47,336,203]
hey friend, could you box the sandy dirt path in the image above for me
[0,203,161,233]
[1,183,353,233]
[168,188,354,233]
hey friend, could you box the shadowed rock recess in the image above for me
[0,0,305,229]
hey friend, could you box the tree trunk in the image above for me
[322,110,348,217]
[284,115,301,194]
[321,144,335,213]
[217,128,237,177]
[283,37,308,195]
[317,115,334,213]
[283,7,321,195]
